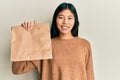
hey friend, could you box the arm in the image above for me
[85,43,95,80]
[12,21,40,75]
[12,60,41,75]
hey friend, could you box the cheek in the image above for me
[56,21,59,28]
[56,19,62,27]
[70,21,75,28]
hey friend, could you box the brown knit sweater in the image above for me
[12,37,94,80]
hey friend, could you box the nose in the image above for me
[63,18,68,24]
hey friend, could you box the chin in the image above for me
[60,31,71,35]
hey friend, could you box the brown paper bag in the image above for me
[11,23,52,61]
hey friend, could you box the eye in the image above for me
[58,16,63,19]
[68,17,73,20]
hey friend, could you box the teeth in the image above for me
[61,26,68,29]
[62,26,67,29]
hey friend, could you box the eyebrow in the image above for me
[58,14,74,17]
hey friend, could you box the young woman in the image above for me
[12,2,94,80]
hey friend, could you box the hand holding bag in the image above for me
[11,23,52,61]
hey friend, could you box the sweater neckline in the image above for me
[55,37,77,41]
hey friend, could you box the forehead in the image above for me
[58,9,74,16]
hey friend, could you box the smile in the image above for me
[61,26,69,30]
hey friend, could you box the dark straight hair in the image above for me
[50,2,79,38]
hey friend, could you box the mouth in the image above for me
[61,26,69,30]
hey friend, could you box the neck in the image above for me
[59,33,74,39]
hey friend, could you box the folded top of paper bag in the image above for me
[11,23,52,61]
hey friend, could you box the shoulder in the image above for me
[75,37,92,51]
[75,37,91,45]
[74,37,92,55]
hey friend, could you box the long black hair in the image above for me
[50,2,79,38]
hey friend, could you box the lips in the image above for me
[61,26,69,30]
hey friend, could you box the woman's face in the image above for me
[56,9,75,35]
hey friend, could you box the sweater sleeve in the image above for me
[85,42,95,80]
[12,60,41,75]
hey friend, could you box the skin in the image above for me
[56,9,75,39]
[22,9,75,39]
[21,20,36,31]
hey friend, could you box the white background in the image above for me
[0,0,119,80]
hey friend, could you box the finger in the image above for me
[21,22,25,27]
[21,22,26,29]
[30,21,36,29]
[24,21,29,31]
[21,23,23,26]
[29,22,33,30]
[27,22,31,30]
